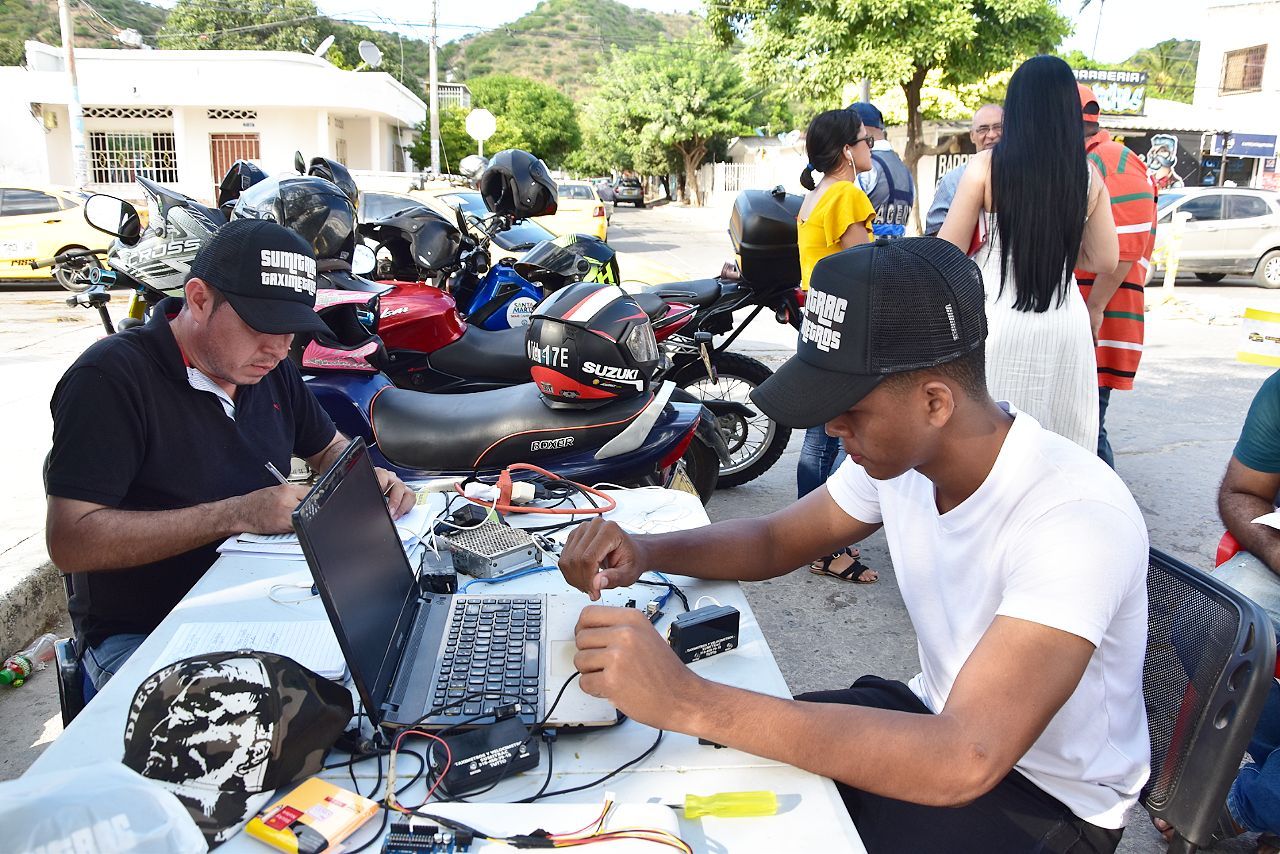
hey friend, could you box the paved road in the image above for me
[3,202,1278,851]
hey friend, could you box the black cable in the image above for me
[342,806,389,854]
[522,729,665,803]
[636,578,690,612]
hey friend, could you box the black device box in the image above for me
[439,715,539,795]
[667,604,740,663]
[729,187,803,287]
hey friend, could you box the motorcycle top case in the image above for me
[729,188,803,287]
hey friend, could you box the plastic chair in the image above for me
[1142,548,1276,853]
[53,636,85,726]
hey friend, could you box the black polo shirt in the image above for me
[46,298,336,648]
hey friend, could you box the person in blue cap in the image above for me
[849,101,916,239]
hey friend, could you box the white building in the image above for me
[1192,0,1280,188]
[1,42,427,203]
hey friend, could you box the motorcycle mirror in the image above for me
[294,151,306,174]
[352,243,376,277]
[454,204,469,234]
[83,194,142,247]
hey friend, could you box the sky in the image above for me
[150,0,1207,65]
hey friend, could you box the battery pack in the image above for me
[667,604,740,663]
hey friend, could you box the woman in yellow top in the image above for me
[795,108,879,583]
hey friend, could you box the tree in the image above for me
[409,105,473,172]
[158,0,323,53]
[708,0,1070,200]
[461,75,582,169]
[582,43,754,205]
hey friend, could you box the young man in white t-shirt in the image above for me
[557,237,1150,853]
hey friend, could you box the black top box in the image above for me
[729,187,803,287]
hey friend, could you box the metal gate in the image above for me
[209,133,261,194]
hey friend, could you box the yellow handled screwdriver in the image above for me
[670,791,778,819]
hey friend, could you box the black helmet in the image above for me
[232,175,357,262]
[215,160,268,214]
[516,233,620,291]
[357,205,461,278]
[307,156,360,210]
[478,149,558,219]
[526,282,659,409]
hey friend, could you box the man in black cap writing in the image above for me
[45,219,415,700]
[557,237,1149,852]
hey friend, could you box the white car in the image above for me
[1150,187,1280,288]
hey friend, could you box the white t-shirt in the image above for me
[826,405,1149,829]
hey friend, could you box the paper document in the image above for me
[153,620,346,679]
[1253,511,1280,531]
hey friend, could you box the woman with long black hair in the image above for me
[940,55,1119,449]
[795,108,878,584]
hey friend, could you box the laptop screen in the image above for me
[293,438,417,719]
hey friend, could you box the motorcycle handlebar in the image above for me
[31,248,104,270]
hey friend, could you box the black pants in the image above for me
[795,676,1124,854]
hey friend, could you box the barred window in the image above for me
[1221,45,1267,94]
[89,131,178,184]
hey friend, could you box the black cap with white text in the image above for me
[185,218,330,336]
[751,237,987,429]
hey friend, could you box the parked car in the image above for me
[408,186,558,251]
[614,176,644,208]
[0,186,111,288]
[539,180,608,241]
[359,191,424,224]
[1149,187,1280,288]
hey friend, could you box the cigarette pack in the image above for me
[244,777,379,854]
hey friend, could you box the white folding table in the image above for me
[28,487,865,853]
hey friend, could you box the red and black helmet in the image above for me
[526,283,659,409]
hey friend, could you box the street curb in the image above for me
[0,536,64,657]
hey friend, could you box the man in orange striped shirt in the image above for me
[1074,85,1157,468]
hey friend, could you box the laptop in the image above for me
[292,438,616,730]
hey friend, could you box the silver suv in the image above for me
[1151,187,1280,288]
[613,177,644,208]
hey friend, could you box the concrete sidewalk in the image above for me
[0,289,102,658]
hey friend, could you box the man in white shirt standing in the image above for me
[925,103,1004,235]
[558,237,1150,853]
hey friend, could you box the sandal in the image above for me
[809,548,877,584]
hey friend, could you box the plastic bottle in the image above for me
[0,632,58,687]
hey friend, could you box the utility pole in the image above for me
[860,78,871,103]
[58,0,88,189]
[428,0,441,175]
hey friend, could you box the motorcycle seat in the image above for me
[430,325,529,383]
[631,291,669,321]
[371,382,654,470]
[643,278,721,308]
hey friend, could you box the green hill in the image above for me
[0,0,168,62]
[440,0,705,102]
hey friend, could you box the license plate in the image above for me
[666,461,698,497]
[0,239,37,260]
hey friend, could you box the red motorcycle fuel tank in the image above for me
[376,280,466,352]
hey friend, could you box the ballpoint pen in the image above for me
[264,461,290,485]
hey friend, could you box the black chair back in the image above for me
[1143,548,1276,853]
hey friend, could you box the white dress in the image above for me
[974,218,1099,451]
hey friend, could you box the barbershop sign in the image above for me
[1073,68,1148,117]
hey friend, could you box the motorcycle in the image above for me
[297,289,725,502]
[359,185,804,489]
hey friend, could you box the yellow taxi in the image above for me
[540,180,609,241]
[0,185,112,288]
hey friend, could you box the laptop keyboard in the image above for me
[432,597,543,719]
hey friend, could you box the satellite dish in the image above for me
[313,35,336,58]
[357,40,383,69]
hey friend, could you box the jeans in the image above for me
[1097,387,1114,469]
[797,426,844,499]
[1229,681,1280,834]
[1214,551,1280,629]
[798,676,1122,853]
[81,632,146,703]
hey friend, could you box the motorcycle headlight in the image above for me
[624,322,658,364]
